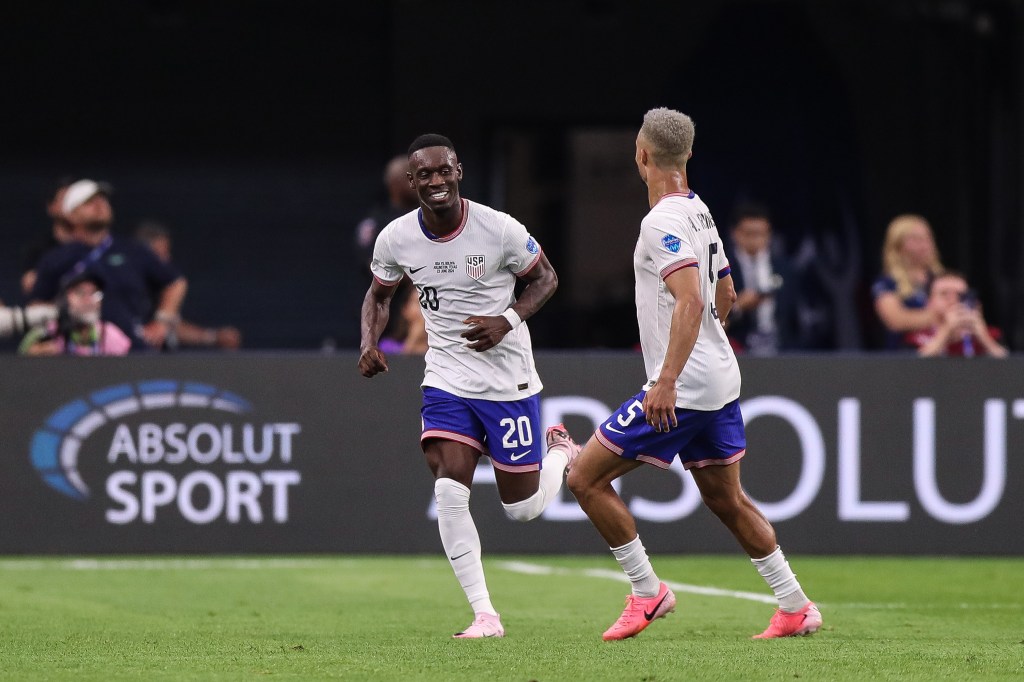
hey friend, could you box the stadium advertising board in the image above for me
[0,355,1020,554]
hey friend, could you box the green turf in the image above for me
[0,556,1021,681]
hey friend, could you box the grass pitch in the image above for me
[0,555,1021,681]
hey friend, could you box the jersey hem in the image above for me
[422,377,543,401]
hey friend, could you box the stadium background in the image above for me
[1,0,1022,351]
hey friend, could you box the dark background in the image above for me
[1,0,1021,350]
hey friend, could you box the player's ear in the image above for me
[456,163,463,180]
[406,172,414,188]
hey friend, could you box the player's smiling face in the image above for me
[408,147,462,212]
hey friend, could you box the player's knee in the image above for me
[566,467,589,500]
[501,492,544,522]
[701,488,743,518]
[434,478,471,516]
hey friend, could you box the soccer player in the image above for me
[358,134,580,639]
[564,108,822,641]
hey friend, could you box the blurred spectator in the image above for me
[378,285,427,355]
[872,214,944,349]
[354,155,422,347]
[725,203,799,354]
[907,271,1008,358]
[19,272,131,356]
[20,178,75,297]
[136,221,242,350]
[29,179,188,351]
[354,155,420,272]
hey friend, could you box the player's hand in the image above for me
[642,382,678,433]
[358,347,389,377]
[460,315,512,352]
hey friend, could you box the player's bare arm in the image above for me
[358,279,399,377]
[715,274,737,323]
[644,266,703,432]
[461,252,558,352]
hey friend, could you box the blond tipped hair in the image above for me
[882,214,944,298]
[640,107,695,169]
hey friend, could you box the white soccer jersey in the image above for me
[371,198,543,400]
[634,191,741,410]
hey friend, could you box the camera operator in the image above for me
[18,273,131,356]
[907,271,1008,358]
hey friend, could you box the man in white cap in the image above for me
[29,179,188,351]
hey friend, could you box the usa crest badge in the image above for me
[466,255,486,280]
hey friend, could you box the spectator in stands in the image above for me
[354,154,423,348]
[354,155,421,272]
[29,179,187,351]
[907,271,1008,358]
[19,272,131,356]
[725,203,799,354]
[872,214,944,349]
[135,221,242,350]
[20,178,75,297]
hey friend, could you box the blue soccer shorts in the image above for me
[420,386,543,472]
[595,391,746,470]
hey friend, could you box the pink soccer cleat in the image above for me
[453,612,504,639]
[545,423,582,471]
[602,582,676,641]
[752,602,822,639]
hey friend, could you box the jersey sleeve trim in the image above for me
[660,258,698,280]
[373,274,402,287]
[717,265,732,278]
[512,249,543,277]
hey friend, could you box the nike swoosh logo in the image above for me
[604,423,625,435]
[509,450,531,461]
[644,592,670,621]
[450,551,471,561]
[410,266,426,274]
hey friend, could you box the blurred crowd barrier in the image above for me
[1,353,1020,555]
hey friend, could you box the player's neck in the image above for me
[420,197,464,237]
[646,169,689,208]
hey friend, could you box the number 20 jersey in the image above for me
[635,191,741,410]
[371,198,543,401]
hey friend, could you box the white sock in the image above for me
[434,478,497,616]
[610,535,661,598]
[751,545,809,612]
[501,448,568,522]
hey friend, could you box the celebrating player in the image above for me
[358,134,579,639]
[563,108,822,641]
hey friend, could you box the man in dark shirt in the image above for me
[30,179,187,351]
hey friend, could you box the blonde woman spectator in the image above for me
[871,214,944,349]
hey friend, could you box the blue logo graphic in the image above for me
[526,237,539,254]
[30,381,251,501]
[661,235,681,253]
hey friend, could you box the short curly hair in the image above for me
[639,108,695,168]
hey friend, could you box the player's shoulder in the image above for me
[465,198,514,227]
[377,208,420,239]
